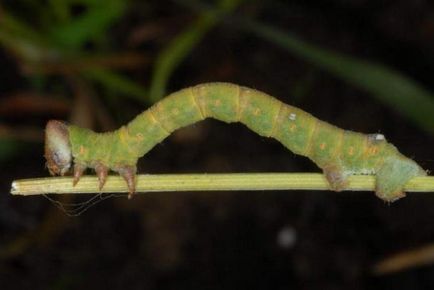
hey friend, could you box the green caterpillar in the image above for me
[45,82,426,201]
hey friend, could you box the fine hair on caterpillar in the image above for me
[44,82,427,202]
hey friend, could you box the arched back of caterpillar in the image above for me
[44,82,427,202]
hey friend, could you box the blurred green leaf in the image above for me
[84,69,148,103]
[148,0,242,102]
[0,9,68,66]
[245,21,434,134]
[48,0,71,23]
[48,0,127,49]
[0,30,61,65]
[0,10,44,40]
[165,1,434,135]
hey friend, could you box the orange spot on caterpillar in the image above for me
[171,108,179,115]
[319,143,326,150]
[289,124,297,132]
[136,133,144,141]
[253,108,261,116]
[214,99,221,106]
[79,145,86,155]
[369,147,378,155]
[348,146,354,156]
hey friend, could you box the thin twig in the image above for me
[10,173,434,196]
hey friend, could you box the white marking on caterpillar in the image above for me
[289,113,297,121]
[375,134,385,141]
[368,133,386,143]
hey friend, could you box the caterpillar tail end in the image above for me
[375,156,427,202]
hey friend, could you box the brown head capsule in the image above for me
[44,120,72,176]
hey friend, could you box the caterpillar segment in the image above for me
[44,82,426,201]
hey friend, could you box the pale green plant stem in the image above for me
[11,173,434,196]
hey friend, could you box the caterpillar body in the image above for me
[45,82,426,201]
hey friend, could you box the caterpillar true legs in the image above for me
[44,82,426,201]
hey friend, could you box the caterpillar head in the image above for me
[44,120,72,176]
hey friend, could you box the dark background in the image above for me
[0,0,434,289]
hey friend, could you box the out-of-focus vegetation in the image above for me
[246,21,434,134]
[0,0,148,101]
[177,0,434,133]
[1,0,433,136]
[148,0,242,102]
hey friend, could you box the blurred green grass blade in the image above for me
[0,10,64,64]
[0,10,45,57]
[0,10,44,40]
[84,69,148,103]
[49,0,126,48]
[245,22,434,134]
[48,0,71,23]
[148,0,242,102]
[148,18,212,103]
[0,29,58,64]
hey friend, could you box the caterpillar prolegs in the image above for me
[45,82,426,201]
